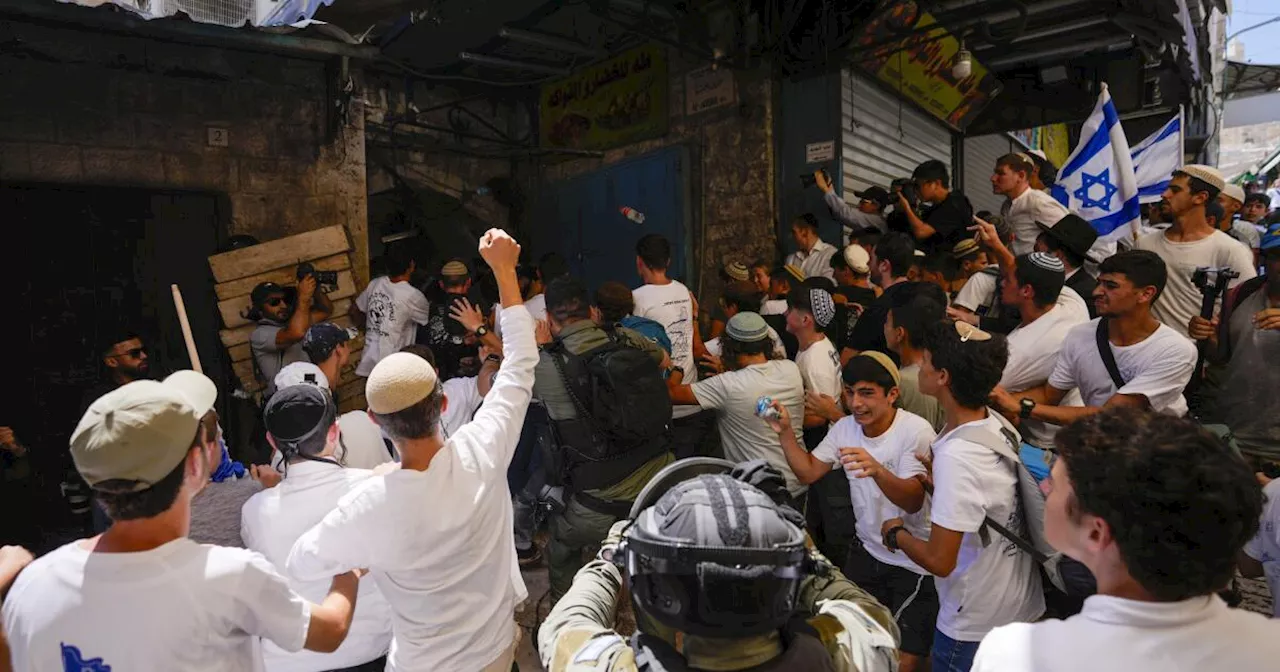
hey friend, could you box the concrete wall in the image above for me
[0,22,369,285]
[530,49,777,306]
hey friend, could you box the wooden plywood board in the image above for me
[215,253,351,301]
[228,342,251,363]
[208,225,350,283]
[338,393,367,414]
[218,271,357,329]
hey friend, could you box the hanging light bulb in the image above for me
[953,42,973,80]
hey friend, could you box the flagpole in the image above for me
[1178,104,1186,167]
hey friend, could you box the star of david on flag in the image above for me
[1051,83,1140,245]
[1074,169,1119,210]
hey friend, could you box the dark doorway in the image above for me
[0,184,228,548]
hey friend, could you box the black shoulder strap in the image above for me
[549,347,596,425]
[1096,319,1126,389]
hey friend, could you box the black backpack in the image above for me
[549,326,672,491]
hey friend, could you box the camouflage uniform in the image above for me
[538,548,901,672]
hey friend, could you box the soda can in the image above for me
[755,396,781,420]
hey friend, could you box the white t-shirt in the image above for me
[953,269,998,315]
[811,410,936,573]
[1134,230,1256,339]
[525,293,547,321]
[286,306,537,672]
[760,298,788,316]
[633,281,699,418]
[785,239,838,280]
[337,411,394,469]
[1,538,311,672]
[972,594,1280,672]
[795,336,841,401]
[354,277,432,376]
[241,462,392,672]
[1229,220,1262,251]
[705,328,786,360]
[1003,187,1070,256]
[1268,186,1280,210]
[441,376,484,438]
[1244,478,1280,617]
[930,414,1045,641]
[690,360,808,495]
[1002,301,1088,448]
[1048,319,1197,416]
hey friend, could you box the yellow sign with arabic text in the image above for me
[852,2,1001,130]
[540,44,668,151]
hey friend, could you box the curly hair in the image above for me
[920,319,1008,409]
[1054,408,1263,601]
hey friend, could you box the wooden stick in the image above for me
[171,284,202,374]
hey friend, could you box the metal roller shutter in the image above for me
[840,71,952,207]
[964,133,1016,215]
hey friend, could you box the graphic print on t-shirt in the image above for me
[61,643,111,672]
[366,290,395,338]
[665,303,691,360]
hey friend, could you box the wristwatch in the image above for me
[883,525,908,552]
[474,325,490,338]
[670,366,684,378]
[1019,398,1036,420]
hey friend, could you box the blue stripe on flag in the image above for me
[1060,102,1122,179]
[1130,119,1180,160]
[1138,182,1169,198]
[1090,196,1141,236]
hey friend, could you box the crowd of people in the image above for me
[2,153,1280,672]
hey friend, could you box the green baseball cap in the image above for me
[71,372,217,492]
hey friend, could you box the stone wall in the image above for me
[531,49,778,306]
[0,21,369,285]
[362,74,523,266]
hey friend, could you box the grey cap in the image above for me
[725,311,770,343]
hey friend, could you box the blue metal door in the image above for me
[530,146,690,291]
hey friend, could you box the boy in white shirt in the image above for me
[349,246,432,377]
[286,229,535,672]
[765,351,939,671]
[785,286,842,432]
[2,373,363,671]
[243,382,393,672]
[974,408,1278,671]
[992,249,1197,424]
[633,233,712,457]
[996,252,1089,476]
[883,321,1045,671]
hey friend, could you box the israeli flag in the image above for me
[1052,83,1140,244]
[1130,114,1182,204]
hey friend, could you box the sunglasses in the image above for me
[265,297,287,307]
[113,347,145,358]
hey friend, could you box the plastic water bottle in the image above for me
[620,206,646,224]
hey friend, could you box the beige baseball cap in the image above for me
[366,351,439,414]
[71,371,217,491]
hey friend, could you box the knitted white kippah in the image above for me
[366,352,439,414]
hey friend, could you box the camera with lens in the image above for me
[800,167,830,189]
[297,261,339,289]
[891,177,922,211]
